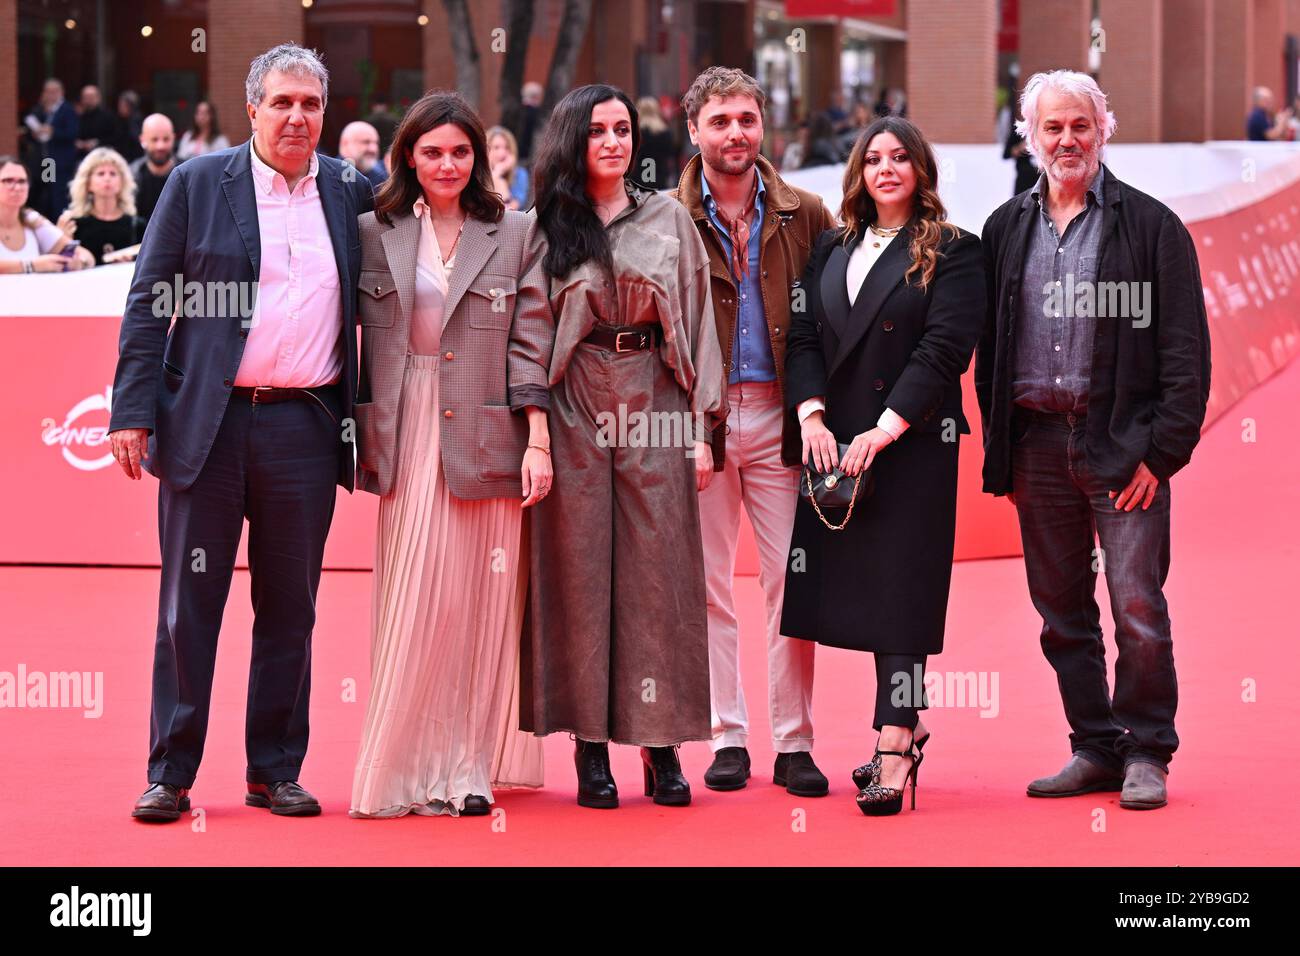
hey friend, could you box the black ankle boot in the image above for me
[574,738,619,809]
[641,746,691,806]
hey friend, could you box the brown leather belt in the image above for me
[231,385,339,425]
[582,324,662,352]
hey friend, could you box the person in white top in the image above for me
[176,100,230,160]
[0,155,94,272]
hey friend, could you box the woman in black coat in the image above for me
[781,116,985,816]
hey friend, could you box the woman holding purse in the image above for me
[349,91,554,818]
[781,116,985,815]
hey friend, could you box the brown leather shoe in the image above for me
[245,781,321,816]
[132,783,190,822]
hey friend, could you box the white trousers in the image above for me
[700,380,815,753]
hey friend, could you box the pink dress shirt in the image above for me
[234,141,344,388]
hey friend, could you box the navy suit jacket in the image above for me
[31,101,80,172]
[109,143,375,492]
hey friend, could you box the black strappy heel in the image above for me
[855,735,923,816]
[851,730,928,790]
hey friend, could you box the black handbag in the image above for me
[800,441,874,531]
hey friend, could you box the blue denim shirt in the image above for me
[702,169,774,384]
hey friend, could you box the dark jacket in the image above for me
[30,101,79,172]
[975,162,1211,495]
[109,145,375,492]
[671,152,837,469]
[781,225,985,654]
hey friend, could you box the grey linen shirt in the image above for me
[1013,164,1105,415]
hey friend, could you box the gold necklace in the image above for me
[435,215,466,264]
[867,222,904,248]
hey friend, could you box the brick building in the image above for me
[5,0,1300,157]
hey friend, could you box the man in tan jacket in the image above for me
[671,68,837,796]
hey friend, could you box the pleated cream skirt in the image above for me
[350,354,544,818]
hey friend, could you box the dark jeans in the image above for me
[1011,408,1178,774]
[146,387,341,789]
[873,653,928,732]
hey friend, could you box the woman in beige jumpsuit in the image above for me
[521,85,725,808]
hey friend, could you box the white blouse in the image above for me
[797,230,910,438]
[0,216,64,260]
[408,196,457,356]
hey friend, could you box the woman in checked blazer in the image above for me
[348,91,556,819]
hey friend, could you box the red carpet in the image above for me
[2,361,1297,867]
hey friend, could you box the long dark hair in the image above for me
[374,90,504,226]
[190,100,221,140]
[532,84,640,279]
[839,116,957,291]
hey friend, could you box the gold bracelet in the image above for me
[527,443,551,455]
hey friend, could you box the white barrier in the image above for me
[783,140,1300,233]
[7,142,1299,320]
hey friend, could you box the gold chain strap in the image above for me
[803,469,862,531]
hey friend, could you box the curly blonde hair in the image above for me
[65,147,136,219]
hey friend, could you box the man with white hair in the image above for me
[337,120,386,189]
[976,70,1211,810]
[109,43,374,822]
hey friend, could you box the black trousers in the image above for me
[146,388,342,788]
[872,653,928,732]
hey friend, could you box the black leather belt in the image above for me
[232,385,339,425]
[582,324,662,352]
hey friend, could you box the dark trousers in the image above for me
[1011,408,1178,774]
[146,388,341,788]
[873,653,928,732]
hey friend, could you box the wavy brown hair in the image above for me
[839,116,959,291]
[374,90,504,226]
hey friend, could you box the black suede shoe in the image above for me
[245,781,321,816]
[460,794,491,816]
[774,752,829,797]
[132,783,190,822]
[703,746,751,791]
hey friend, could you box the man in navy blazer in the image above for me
[25,78,80,218]
[108,44,373,822]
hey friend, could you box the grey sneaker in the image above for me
[1027,754,1123,797]
[1119,762,1168,810]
